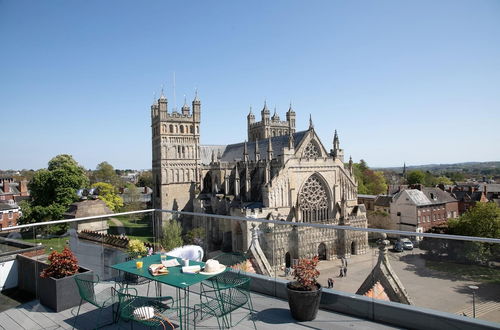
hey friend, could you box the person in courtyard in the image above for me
[339,267,344,277]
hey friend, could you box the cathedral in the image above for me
[151,93,368,272]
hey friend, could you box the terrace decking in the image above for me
[0,282,401,330]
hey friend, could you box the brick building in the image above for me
[0,178,29,202]
[0,200,21,229]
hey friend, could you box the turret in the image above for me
[192,90,201,122]
[332,129,344,162]
[247,106,255,124]
[261,101,270,125]
[286,103,296,130]
[181,96,190,116]
[159,92,167,112]
[271,107,280,121]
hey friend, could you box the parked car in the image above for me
[393,242,404,252]
[400,238,414,250]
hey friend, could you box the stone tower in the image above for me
[151,91,201,218]
[247,102,296,142]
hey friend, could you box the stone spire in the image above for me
[349,156,353,174]
[261,100,270,124]
[234,163,240,198]
[288,131,294,149]
[309,114,314,130]
[243,141,249,162]
[267,137,273,160]
[255,140,260,161]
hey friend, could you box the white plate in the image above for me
[199,265,226,275]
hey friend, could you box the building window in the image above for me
[302,141,321,159]
[299,174,329,223]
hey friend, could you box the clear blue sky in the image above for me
[1,0,499,170]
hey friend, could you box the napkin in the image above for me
[182,265,201,274]
[161,259,180,267]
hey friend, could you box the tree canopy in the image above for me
[352,160,388,195]
[91,182,123,212]
[90,161,123,187]
[407,170,426,185]
[21,154,89,228]
[160,220,183,252]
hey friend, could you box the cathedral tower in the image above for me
[247,101,296,142]
[151,91,201,218]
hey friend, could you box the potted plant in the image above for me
[124,239,148,283]
[286,255,322,321]
[38,247,92,312]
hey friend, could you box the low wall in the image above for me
[245,273,500,330]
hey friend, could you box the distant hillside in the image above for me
[375,161,500,178]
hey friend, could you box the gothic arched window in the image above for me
[299,174,329,222]
[303,141,321,159]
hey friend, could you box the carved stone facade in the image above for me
[152,98,368,270]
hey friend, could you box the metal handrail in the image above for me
[2,208,500,244]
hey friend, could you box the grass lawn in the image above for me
[22,237,68,252]
[108,214,155,244]
[427,260,500,284]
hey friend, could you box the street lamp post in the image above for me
[468,285,479,318]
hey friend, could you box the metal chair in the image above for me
[197,252,256,329]
[115,253,152,297]
[196,271,256,329]
[114,287,179,330]
[73,273,119,329]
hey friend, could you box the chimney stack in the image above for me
[20,180,28,196]
[3,181,10,193]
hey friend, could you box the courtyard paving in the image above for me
[281,247,500,323]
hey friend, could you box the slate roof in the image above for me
[451,190,484,202]
[219,130,308,163]
[0,183,20,195]
[199,145,227,165]
[0,202,19,211]
[394,189,432,206]
[421,188,457,204]
[374,195,392,207]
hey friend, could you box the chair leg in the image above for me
[72,299,83,329]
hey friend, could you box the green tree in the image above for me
[352,161,387,195]
[20,154,89,230]
[448,202,500,239]
[91,161,123,187]
[435,176,453,185]
[91,182,123,212]
[123,183,143,212]
[407,170,426,185]
[137,170,153,187]
[184,227,205,245]
[160,220,183,251]
[364,170,388,195]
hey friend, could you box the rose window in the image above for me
[303,142,320,159]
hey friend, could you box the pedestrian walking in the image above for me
[331,278,335,288]
[344,257,348,267]
[339,267,344,277]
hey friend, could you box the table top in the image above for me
[112,254,222,289]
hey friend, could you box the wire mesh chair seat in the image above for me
[115,287,178,330]
[196,272,255,329]
[73,273,120,329]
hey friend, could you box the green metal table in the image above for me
[112,254,221,329]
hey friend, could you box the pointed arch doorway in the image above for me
[318,243,327,260]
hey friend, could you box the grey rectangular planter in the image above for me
[16,254,92,312]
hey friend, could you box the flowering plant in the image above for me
[128,239,147,257]
[40,247,79,279]
[290,256,320,291]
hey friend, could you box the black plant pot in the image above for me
[39,267,92,312]
[286,282,322,321]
